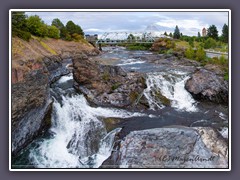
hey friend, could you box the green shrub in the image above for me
[47,25,60,39]
[129,91,139,103]
[158,49,167,54]
[65,33,72,41]
[102,71,110,81]
[185,47,195,59]
[12,29,31,41]
[224,72,229,81]
[111,83,121,91]
[155,90,171,106]
[126,43,152,50]
[72,33,83,41]
[204,37,217,49]
[196,47,206,61]
[219,55,228,66]
[166,48,173,55]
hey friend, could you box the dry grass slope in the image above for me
[12,36,95,68]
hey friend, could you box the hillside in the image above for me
[12,36,97,69]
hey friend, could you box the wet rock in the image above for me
[11,43,100,156]
[12,56,72,156]
[67,121,106,158]
[73,56,148,109]
[11,68,51,156]
[185,69,228,104]
[113,126,228,168]
[43,56,71,82]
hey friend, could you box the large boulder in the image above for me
[150,38,175,52]
[185,69,228,104]
[109,127,228,168]
[73,56,148,109]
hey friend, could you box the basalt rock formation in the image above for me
[11,37,100,156]
[73,55,148,109]
[185,68,228,104]
[102,126,228,168]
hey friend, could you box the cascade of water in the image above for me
[144,71,198,112]
[29,94,146,168]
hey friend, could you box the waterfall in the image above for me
[29,94,146,168]
[144,71,198,112]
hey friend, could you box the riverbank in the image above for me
[11,44,229,169]
[11,36,100,156]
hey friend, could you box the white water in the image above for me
[144,71,198,112]
[219,127,228,139]
[29,94,147,168]
[57,75,73,84]
[117,58,146,66]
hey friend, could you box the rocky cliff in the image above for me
[11,37,99,156]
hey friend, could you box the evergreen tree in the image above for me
[12,11,31,41]
[221,24,228,43]
[12,11,28,31]
[169,32,173,37]
[207,25,218,40]
[198,32,201,38]
[52,18,64,29]
[66,21,84,36]
[164,31,168,36]
[52,18,67,38]
[173,25,180,39]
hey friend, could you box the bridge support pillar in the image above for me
[98,43,102,51]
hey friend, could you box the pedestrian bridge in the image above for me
[96,31,169,45]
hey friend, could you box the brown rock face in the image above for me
[73,55,148,109]
[185,69,228,104]
[11,37,101,156]
[150,38,175,52]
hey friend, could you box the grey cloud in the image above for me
[25,11,228,36]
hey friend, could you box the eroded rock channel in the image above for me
[12,46,229,169]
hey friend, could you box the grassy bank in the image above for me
[125,43,153,50]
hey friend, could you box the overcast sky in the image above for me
[26,11,229,36]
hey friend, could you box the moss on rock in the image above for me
[155,90,171,106]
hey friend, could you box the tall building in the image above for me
[202,28,207,37]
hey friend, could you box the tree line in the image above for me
[12,12,84,41]
[164,24,228,44]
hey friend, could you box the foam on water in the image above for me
[29,94,146,168]
[144,71,198,112]
[57,74,73,84]
[218,127,228,139]
[118,60,146,66]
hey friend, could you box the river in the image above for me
[12,46,228,168]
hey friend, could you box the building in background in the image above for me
[202,28,207,37]
[85,34,98,42]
